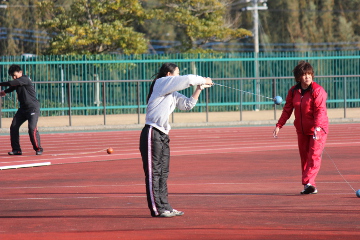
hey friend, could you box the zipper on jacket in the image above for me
[300,95,305,135]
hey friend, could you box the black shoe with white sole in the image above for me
[36,149,43,155]
[301,184,318,194]
[8,151,22,155]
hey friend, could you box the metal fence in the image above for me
[0,51,360,126]
[1,51,360,82]
[0,75,359,127]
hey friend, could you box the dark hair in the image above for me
[8,64,22,76]
[292,61,314,83]
[146,63,178,103]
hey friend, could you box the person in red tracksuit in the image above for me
[273,61,329,194]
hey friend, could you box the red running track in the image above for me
[0,123,360,239]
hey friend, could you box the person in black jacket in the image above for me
[0,65,43,155]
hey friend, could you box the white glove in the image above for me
[199,84,213,90]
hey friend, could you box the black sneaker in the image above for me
[36,149,43,155]
[8,151,22,155]
[301,184,317,194]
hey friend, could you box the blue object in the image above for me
[273,96,283,105]
[356,189,360,198]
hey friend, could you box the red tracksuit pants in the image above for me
[297,131,327,187]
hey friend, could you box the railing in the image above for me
[1,75,359,127]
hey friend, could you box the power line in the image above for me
[268,8,360,13]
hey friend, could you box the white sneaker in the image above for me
[157,210,176,218]
[172,209,184,216]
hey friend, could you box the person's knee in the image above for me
[10,124,20,132]
[28,127,37,134]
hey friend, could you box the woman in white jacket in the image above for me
[139,63,213,218]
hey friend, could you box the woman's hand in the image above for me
[313,127,322,140]
[198,77,214,90]
[204,77,213,85]
[273,127,280,138]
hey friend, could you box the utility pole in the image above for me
[244,0,267,53]
[242,0,268,110]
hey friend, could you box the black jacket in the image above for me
[0,75,39,109]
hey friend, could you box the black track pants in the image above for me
[10,108,42,152]
[139,125,172,217]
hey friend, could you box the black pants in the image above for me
[139,125,172,217]
[10,108,42,152]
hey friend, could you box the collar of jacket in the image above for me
[294,82,313,91]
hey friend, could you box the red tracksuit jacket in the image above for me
[276,82,329,135]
